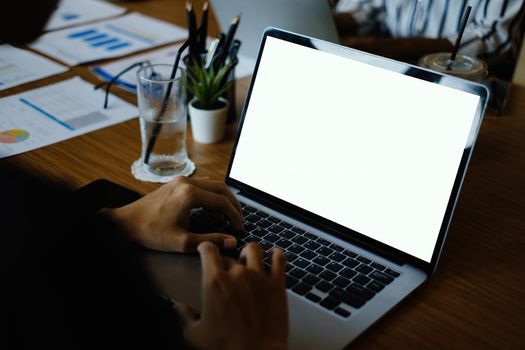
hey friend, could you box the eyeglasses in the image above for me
[94,60,155,109]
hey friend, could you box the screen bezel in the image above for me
[226,28,488,274]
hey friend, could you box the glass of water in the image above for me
[131,64,195,183]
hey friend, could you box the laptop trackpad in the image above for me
[144,251,203,312]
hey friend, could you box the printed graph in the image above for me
[0,129,30,144]
[67,28,131,51]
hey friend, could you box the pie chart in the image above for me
[0,129,30,144]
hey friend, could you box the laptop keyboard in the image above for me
[190,202,401,319]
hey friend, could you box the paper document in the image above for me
[91,43,256,93]
[31,12,188,66]
[45,0,126,31]
[0,77,137,158]
[0,45,68,91]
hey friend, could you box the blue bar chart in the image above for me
[67,28,131,52]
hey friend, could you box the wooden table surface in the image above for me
[1,1,524,349]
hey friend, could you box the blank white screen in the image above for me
[230,37,479,262]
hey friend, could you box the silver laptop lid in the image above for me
[210,0,339,59]
[226,28,488,274]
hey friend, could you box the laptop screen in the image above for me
[229,35,481,263]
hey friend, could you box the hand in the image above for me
[102,176,243,253]
[183,242,288,350]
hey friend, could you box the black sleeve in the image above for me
[1,166,185,350]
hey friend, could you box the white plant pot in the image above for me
[189,98,228,144]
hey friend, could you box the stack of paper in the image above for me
[31,12,188,66]
[0,77,137,158]
[0,44,67,91]
[45,0,126,31]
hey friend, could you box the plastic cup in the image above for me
[419,52,487,82]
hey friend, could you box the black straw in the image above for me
[143,39,190,165]
[447,5,472,70]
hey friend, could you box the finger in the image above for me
[239,243,264,272]
[197,242,223,281]
[187,186,243,230]
[269,248,286,284]
[167,230,237,253]
[185,177,242,216]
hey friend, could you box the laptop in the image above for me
[147,28,488,349]
[210,0,339,64]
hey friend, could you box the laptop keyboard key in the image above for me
[333,276,351,288]
[244,205,257,213]
[320,296,341,310]
[259,241,273,251]
[330,288,366,308]
[319,270,337,281]
[292,283,312,296]
[245,214,262,223]
[303,232,318,240]
[326,262,343,272]
[255,210,269,218]
[268,216,281,224]
[265,233,280,243]
[356,256,371,264]
[329,244,344,252]
[305,292,322,303]
[329,252,346,262]
[281,230,296,239]
[317,238,331,246]
[286,275,299,289]
[303,241,321,251]
[346,283,375,301]
[343,250,358,258]
[284,252,298,262]
[313,256,330,266]
[257,220,273,228]
[293,258,310,269]
[290,268,307,279]
[288,243,305,254]
[291,235,308,245]
[302,274,321,286]
[275,238,292,249]
[315,280,334,293]
[305,263,323,275]
[371,262,386,271]
[291,227,305,234]
[244,222,257,232]
[340,268,357,279]
[385,268,401,278]
[334,307,351,318]
[316,246,334,257]
[269,225,285,233]
[252,228,268,237]
[342,258,359,268]
[353,274,371,285]
[366,280,385,293]
[280,222,293,229]
[356,264,373,275]
[300,249,317,260]
[370,271,394,285]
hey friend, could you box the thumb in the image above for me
[172,231,238,252]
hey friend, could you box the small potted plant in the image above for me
[186,58,234,144]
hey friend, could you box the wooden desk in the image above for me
[1,1,524,348]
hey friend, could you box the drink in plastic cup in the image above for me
[419,52,487,82]
[132,64,195,182]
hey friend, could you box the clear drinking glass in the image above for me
[131,64,195,182]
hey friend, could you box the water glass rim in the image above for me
[136,64,186,84]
